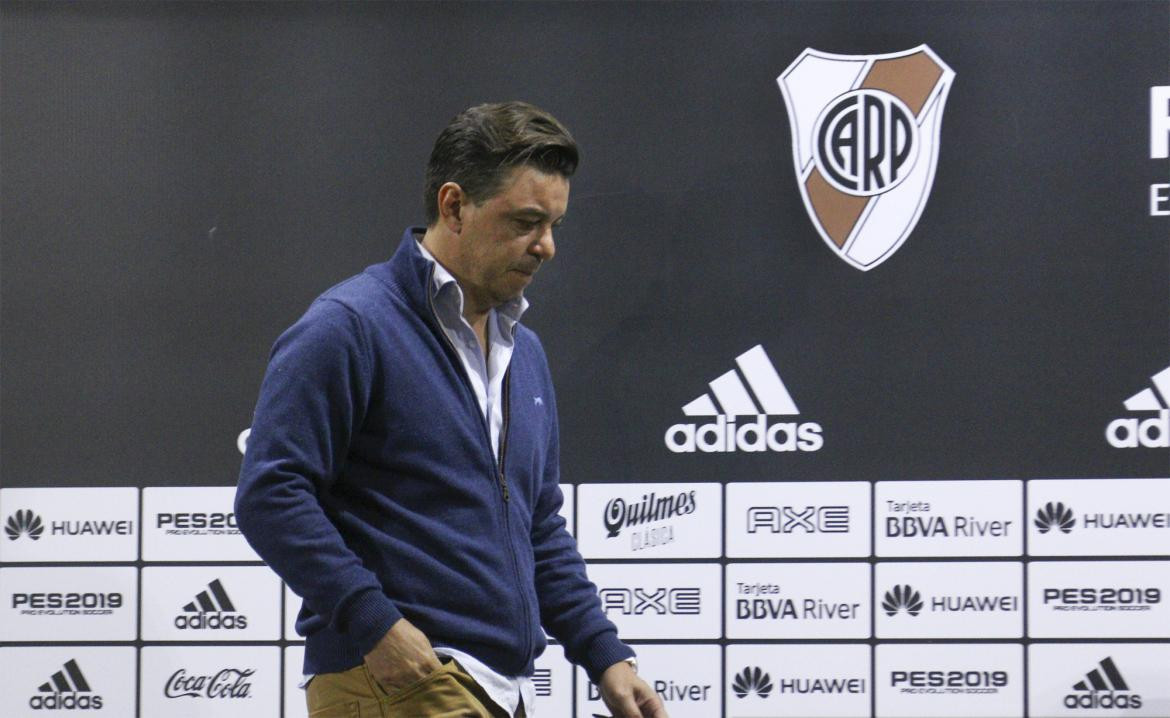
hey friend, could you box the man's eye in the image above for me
[515,220,540,231]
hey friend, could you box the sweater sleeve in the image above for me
[528,374,635,684]
[235,297,401,655]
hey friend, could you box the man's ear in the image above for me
[437,182,464,233]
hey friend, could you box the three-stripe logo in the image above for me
[1107,365,1170,448]
[173,578,248,630]
[665,345,823,453]
[1064,656,1142,710]
[28,659,103,710]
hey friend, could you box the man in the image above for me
[236,102,667,718]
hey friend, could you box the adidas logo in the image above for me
[1064,656,1142,710]
[664,345,823,453]
[174,579,247,630]
[5,509,45,541]
[1107,365,1170,448]
[731,666,774,699]
[1035,502,1076,534]
[29,659,103,710]
[882,585,923,617]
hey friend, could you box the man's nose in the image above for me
[530,226,555,261]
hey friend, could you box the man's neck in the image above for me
[420,226,491,353]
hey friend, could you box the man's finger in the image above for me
[635,688,668,718]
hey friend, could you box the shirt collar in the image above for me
[414,237,529,330]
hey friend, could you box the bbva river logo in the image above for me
[778,45,955,270]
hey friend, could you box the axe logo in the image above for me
[598,587,701,616]
[747,505,849,534]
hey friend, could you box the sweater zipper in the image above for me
[424,265,532,666]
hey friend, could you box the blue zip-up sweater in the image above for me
[236,229,633,681]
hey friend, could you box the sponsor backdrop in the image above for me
[1,2,1167,717]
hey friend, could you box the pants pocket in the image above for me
[306,666,371,717]
[364,657,451,702]
[307,698,361,718]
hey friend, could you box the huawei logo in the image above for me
[5,510,44,541]
[882,584,923,617]
[732,666,774,699]
[1035,502,1076,534]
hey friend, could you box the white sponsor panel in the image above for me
[726,562,870,639]
[559,483,575,537]
[726,643,870,718]
[1029,479,1170,556]
[284,583,303,642]
[0,567,137,641]
[589,563,721,639]
[876,480,1022,557]
[1029,643,1170,717]
[875,561,1022,639]
[283,645,307,718]
[0,488,138,562]
[577,644,719,718]
[0,646,135,717]
[142,565,281,641]
[876,643,1023,718]
[141,645,279,718]
[1028,561,1170,638]
[142,486,258,562]
[726,481,870,558]
[575,483,721,559]
[533,643,573,717]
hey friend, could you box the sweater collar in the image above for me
[372,227,529,331]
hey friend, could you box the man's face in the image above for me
[453,165,568,310]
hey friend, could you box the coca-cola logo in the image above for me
[164,668,254,699]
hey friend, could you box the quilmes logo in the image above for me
[1065,657,1141,710]
[6,509,45,541]
[598,587,701,615]
[1041,586,1161,612]
[883,583,1017,615]
[747,505,848,534]
[164,668,254,699]
[1035,502,1169,533]
[28,659,103,710]
[732,667,773,699]
[882,585,923,616]
[778,46,954,270]
[603,491,696,551]
[1107,365,1170,448]
[665,345,822,453]
[1035,502,1076,534]
[174,579,247,630]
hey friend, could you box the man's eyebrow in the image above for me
[509,207,549,220]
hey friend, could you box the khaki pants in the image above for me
[306,658,525,718]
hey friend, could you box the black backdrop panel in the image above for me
[2,1,1167,488]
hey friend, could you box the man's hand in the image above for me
[598,660,668,718]
[363,617,442,691]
